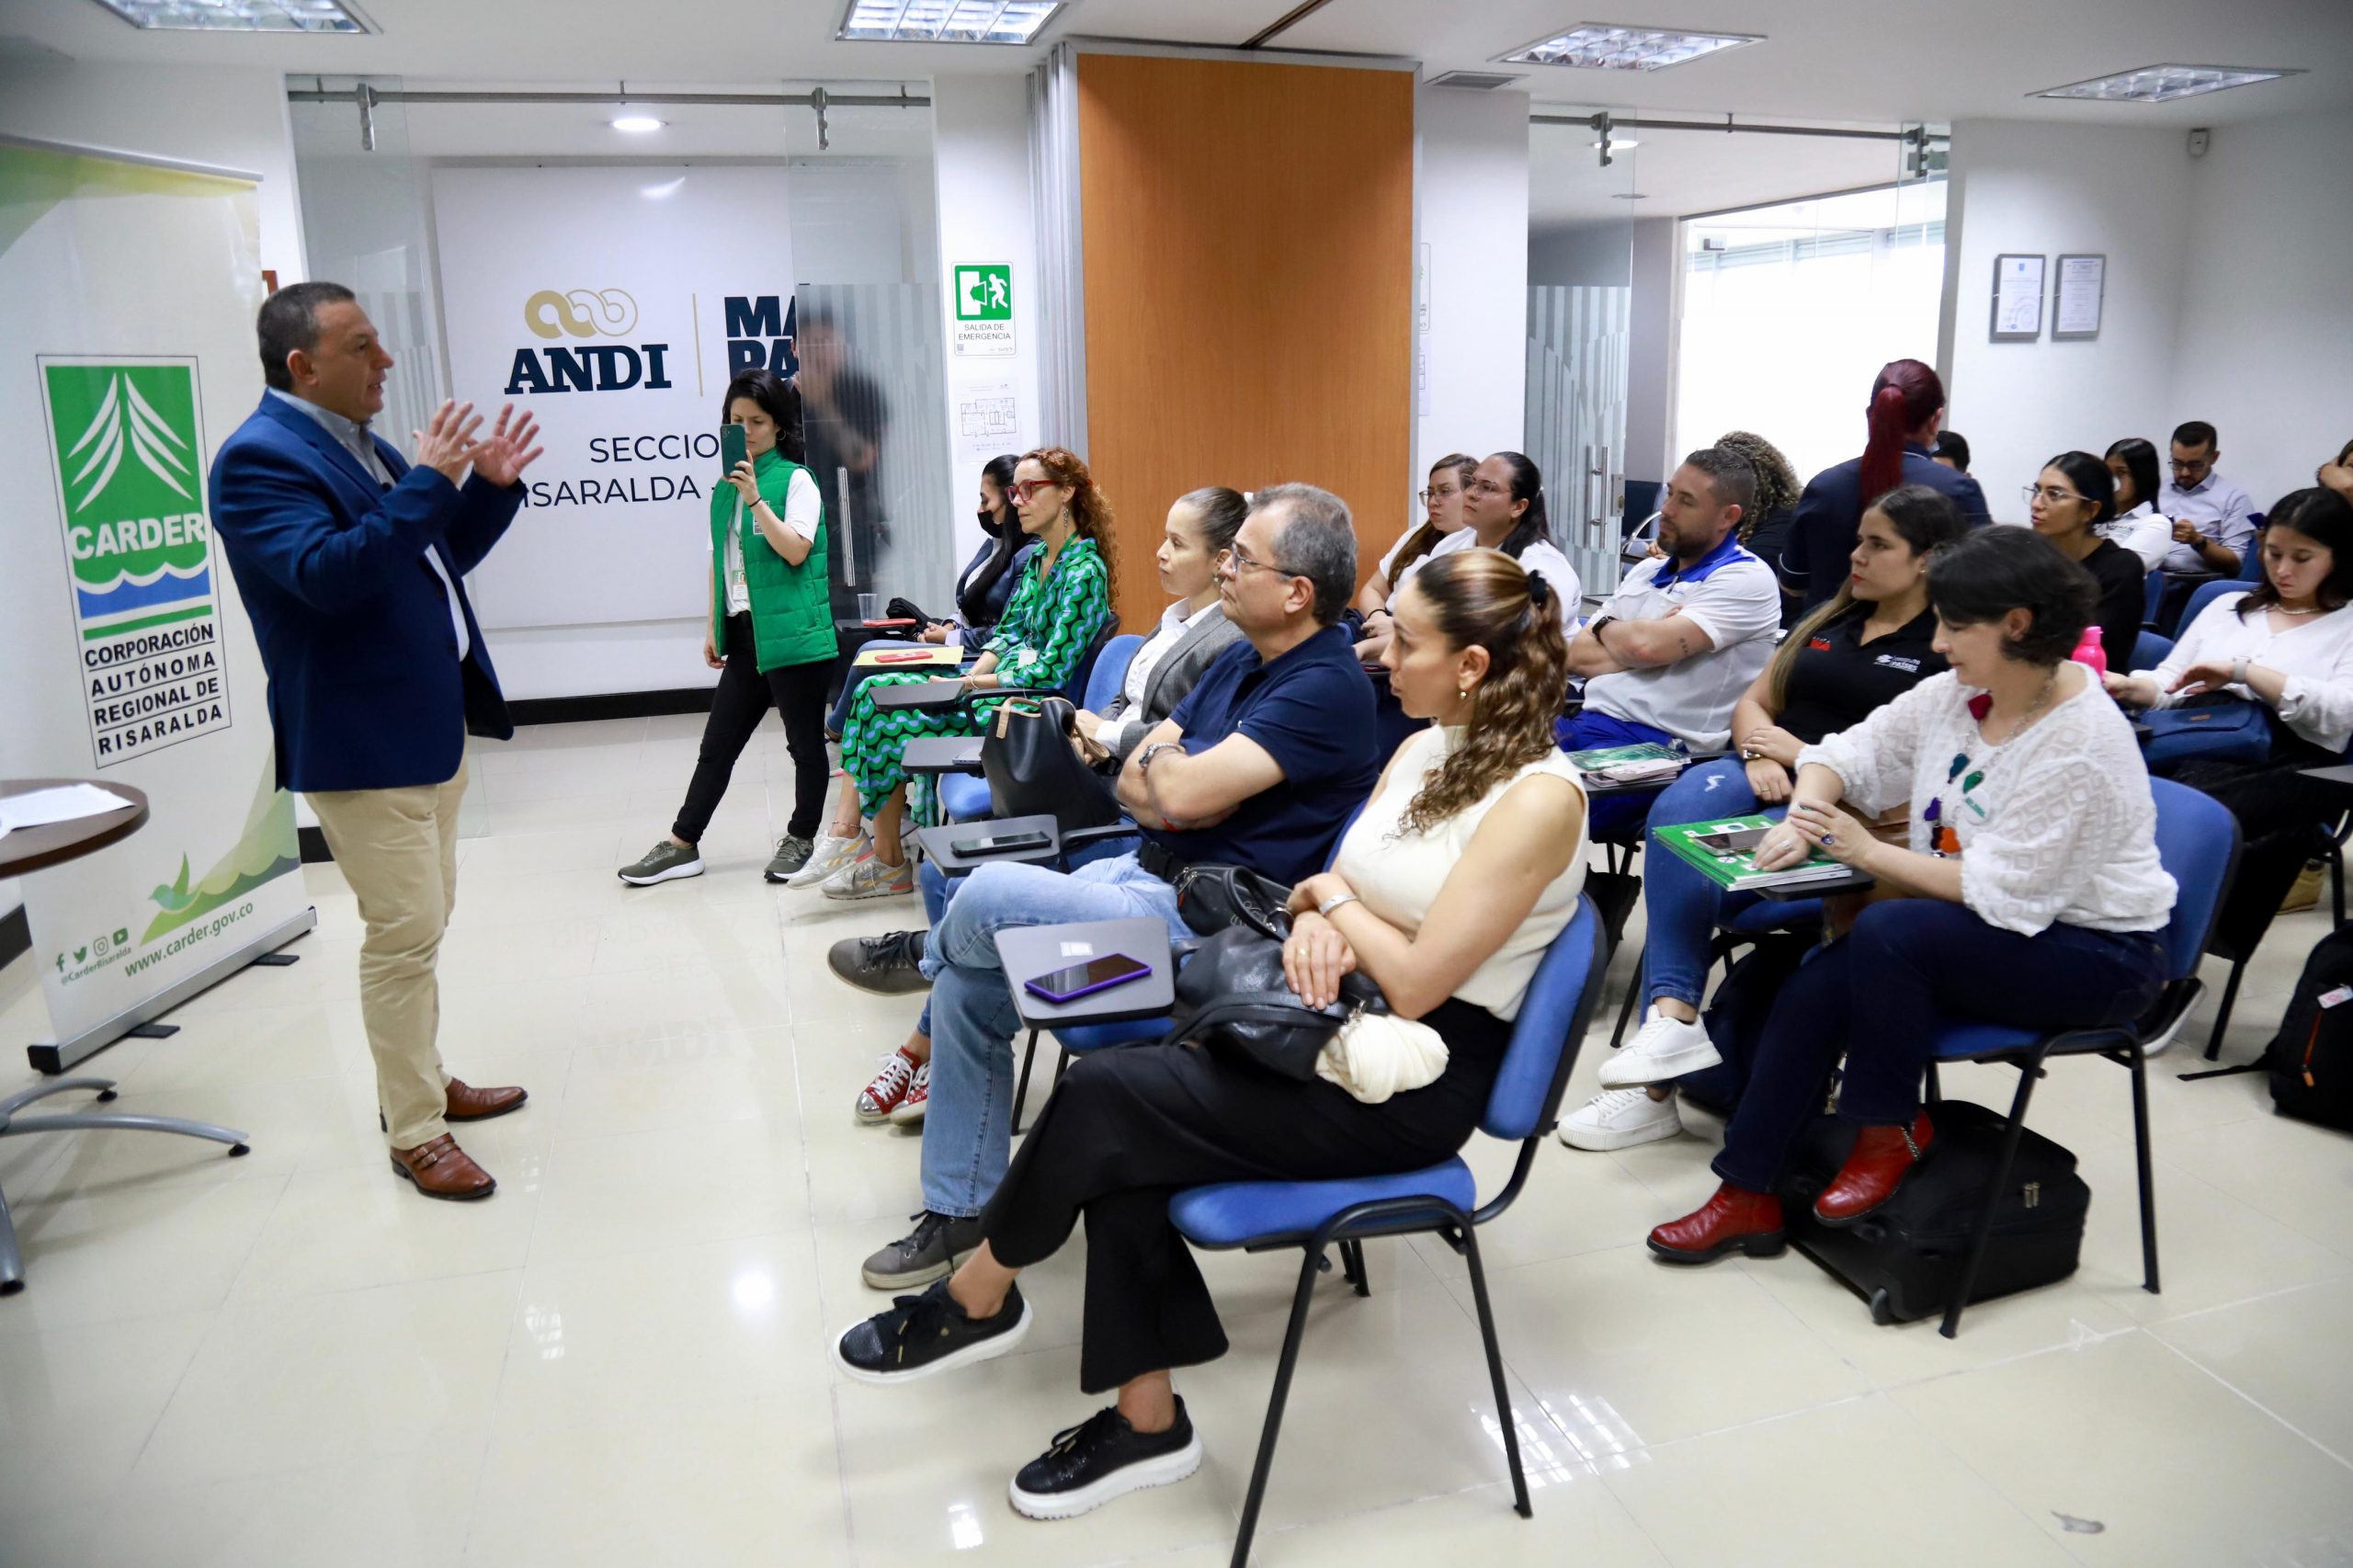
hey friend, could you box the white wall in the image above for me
[1415,85,1529,510]
[1624,216,1678,487]
[929,73,1044,571]
[0,59,305,286]
[1939,118,2191,519]
[1527,222,1631,288]
[2171,109,2353,510]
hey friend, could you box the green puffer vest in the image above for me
[710,448,836,672]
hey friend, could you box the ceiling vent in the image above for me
[1427,70,1524,90]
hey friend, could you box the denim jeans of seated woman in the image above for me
[1711,898,2166,1194]
[914,851,1190,1219]
[908,834,1139,1040]
[1640,757,1787,1011]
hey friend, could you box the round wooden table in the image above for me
[0,778,151,879]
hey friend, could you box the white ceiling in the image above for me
[1527,109,1908,228]
[8,0,2350,129]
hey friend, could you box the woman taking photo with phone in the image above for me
[619,369,835,887]
[795,446,1115,900]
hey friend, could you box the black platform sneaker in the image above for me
[1008,1399,1203,1520]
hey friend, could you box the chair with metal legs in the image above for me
[1165,894,1611,1567]
[0,1079,249,1293]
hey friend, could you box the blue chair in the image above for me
[938,628,1142,822]
[2131,629,2174,671]
[1922,778,2237,1337]
[2238,512,2268,581]
[1165,896,1610,1568]
[2141,565,2165,629]
[2177,575,2247,636]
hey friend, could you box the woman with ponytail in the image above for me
[1782,358,1990,613]
[833,548,1589,1520]
[1424,451,1581,624]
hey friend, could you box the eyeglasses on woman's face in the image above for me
[2021,483,2086,507]
[1464,477,1511,499]
[1008,478,1062,505]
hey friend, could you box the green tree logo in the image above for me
[62,372,194,514]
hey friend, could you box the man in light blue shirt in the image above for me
[2158,419,2255,575]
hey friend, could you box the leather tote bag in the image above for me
[978,696,1123,830]
[1160,869,1391,1081]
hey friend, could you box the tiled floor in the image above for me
[3,712,2349,1567]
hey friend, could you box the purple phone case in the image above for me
[1024,954,1149,1006]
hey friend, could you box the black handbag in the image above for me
[977,696,1123,830]
[885,595,937,626]
[1160,869,1390,1081]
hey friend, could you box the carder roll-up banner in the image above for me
[429,165,799,630]
[0,136,314,1072]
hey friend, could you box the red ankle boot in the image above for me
[1813,1110,1936,1226]
[1647,1182,1786,1265]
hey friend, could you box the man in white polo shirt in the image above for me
[1558,446,1783,836]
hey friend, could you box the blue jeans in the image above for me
[916,851,1188,1217]
[1557,707,1679,839]
[913,834,1139,1038]
[1639,757,1783,1010]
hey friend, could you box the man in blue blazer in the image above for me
[210,280,542,1200]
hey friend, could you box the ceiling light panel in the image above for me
[1502,22,1758,72]
[2032,63,2297,103]
[85,0,371,30]
[837,0,1063,44]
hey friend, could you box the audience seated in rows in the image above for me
[1560,446,1783,835]
[2027,449,2144,673]
[831,548,1589,1525]
[2154,419,2256,630]
[1418,452,1582,629]
[1353,452,1474,659]
[2108,485,2353,962]
[1647,527,2177,1264]
[800,447,1116,901]
[849,485,1378,1290]
[1563,483,1968,1152]
[2103,437,2172,571]
[1782,358,1991,612]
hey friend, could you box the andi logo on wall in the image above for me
[39,357,232,767]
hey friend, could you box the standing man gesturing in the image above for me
[210,281,543,1200]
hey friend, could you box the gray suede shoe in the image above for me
[619,839,703,886]
[765,835,815,881]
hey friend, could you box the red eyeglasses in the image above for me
[1009,478,1061,504]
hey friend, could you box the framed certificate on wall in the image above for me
[2053,253,2106,340]
[1991,253,2045,340]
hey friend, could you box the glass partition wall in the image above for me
[289,79,952,692]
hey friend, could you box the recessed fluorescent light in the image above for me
[1503,22,1758,72]
[85,0,371,28]
[2031,62,2299,103]
[837,0,1063,44]
[611,116,666,133]
[1610,192,1652,200]
[1590,138,1640,150]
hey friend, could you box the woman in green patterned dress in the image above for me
[801,446,1117,899]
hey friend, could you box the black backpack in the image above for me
[2262,926,2353,1131]
[1780,1099,2090,1324]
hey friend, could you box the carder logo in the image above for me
[505,285,674,394]
[40,357,231,766]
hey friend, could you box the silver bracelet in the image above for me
[1316,892,1361,918]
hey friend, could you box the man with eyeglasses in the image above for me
[850,484,1378,1293]
[2155,420,2255,631]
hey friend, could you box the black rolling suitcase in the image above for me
[1781,1099,2089,1324]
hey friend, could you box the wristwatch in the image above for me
[1587,613,1619,643]
[1137,741,1181,775]
[2232,654,2251,687]
[1316,891,1360,918]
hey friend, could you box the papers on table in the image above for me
[0,784,136,836]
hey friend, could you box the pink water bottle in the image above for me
[2071,627,2107,678]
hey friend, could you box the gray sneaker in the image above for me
[861,1210,986,1290]
[765,835,815,882]
[828,930,930,994]
[618,838,703,886]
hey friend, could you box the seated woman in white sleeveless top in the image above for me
[830,549,1587,1523]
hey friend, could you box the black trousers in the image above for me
[979,999,1511,1394]
[674,612,833,843]
[2165,749,2338,957]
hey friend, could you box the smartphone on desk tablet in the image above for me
[720,423,748,475]
[950,828,1051,858]
[1025,953,1151,1005]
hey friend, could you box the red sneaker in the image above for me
[855,1049,921,1125]
[1647,1182,1786,1264]
[1813,1110,1937,1226]
[889,1062,930,1128]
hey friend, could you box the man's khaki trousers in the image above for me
[307,758,467,1150]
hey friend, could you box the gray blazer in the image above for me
[1099,602,1246,763]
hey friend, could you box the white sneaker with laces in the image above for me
[1597,1007,1722,1088]
[787,830,870,890]
[1560,1087,1683,1151]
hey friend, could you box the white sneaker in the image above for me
[1597,1007,1722,1088]
[1560,1087,1683,1151]
[824,855,915,902]
[787,830,870,889]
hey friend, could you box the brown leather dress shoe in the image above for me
[1813,1110,1936,1226]
[1647,1181,1786,1264]
[390,1134,497,1200]
[445,1079,528,1121]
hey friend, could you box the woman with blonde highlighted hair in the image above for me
[829,548,1589,1521]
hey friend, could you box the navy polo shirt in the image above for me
[1147,623,1378,884]
[1783,445,1991,610]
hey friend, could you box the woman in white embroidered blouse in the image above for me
[2106,485,2353,953]
[1649,527,2176,1265]
[830,549,1587,1523]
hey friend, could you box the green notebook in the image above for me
[1566,741,1687,787]
[1652,813,1856,892]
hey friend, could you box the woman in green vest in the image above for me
[620,369,838,886]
